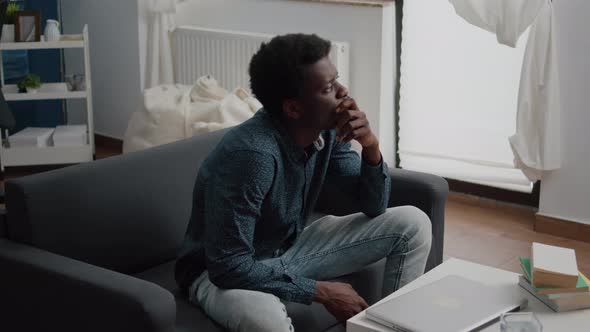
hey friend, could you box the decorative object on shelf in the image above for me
[64,74,74,91]
[73,73,85,91]
[15,10,40,42]
[65,73,86,91]
[0,2,19,43]
[44,19,60,42]
[17,74,41,93]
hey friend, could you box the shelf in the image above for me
[0,35,84,50]
[0,144,93,167]
[0,25,93,170]
[2,83,87,101]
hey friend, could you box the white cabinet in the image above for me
[0,25,94,170]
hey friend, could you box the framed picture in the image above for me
[15,11,41,42]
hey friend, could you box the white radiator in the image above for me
[172,26,350,92]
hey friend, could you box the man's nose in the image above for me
[336,82,349,99]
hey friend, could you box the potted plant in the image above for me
[18,74,42,93]
[1,3,20,43]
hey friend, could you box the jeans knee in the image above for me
[410,207,432,249]
[383,206,432,247]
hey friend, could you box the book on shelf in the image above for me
[53,125,88,147]
[9,127,55,148]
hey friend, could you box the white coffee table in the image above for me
[347,258,590,332]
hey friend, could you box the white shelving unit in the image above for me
[0,25,94,170]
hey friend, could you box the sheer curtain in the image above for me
[145,0,191,88]
[398,0,533,193]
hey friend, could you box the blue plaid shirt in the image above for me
[175,109,390,304]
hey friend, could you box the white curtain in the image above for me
[449,0,561,181]
[399,0,533,192]
[146,0,187,88]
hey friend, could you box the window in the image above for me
[398,0,534,193]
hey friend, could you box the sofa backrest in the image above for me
[5,129,229,274]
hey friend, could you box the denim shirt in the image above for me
[175,109,390,304]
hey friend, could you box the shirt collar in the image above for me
[263,109,325,163]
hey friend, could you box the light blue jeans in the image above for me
[188,206,432,332]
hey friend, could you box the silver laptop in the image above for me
[366,275,526,332]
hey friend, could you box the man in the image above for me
[175,33,432,331]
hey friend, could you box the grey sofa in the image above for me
[0,128,448,332]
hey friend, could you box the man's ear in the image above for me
[282,99,302,120]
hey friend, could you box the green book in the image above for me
[519,257,589,295]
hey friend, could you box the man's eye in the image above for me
[323,85,334,93]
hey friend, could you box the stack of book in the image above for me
[519,243,590,312]
[53,125,88,147]
[9,127,55,148]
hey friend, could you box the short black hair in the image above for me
[249,33,332,115]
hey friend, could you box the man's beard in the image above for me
[310,108,339,131]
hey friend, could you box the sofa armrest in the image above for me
[388,168,448,271]
[0,239,176,332]
[315,167,448,271]
[388,168,448,211]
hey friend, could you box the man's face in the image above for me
[291,56,348,130]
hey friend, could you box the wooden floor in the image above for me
[444,194,590,277]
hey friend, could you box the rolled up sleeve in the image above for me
[325,141,391,217]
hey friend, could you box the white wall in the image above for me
[138,0,396,165]
[61,0,142,139]
[538,0,590,225]
[60,0,395,157]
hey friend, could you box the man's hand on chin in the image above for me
[334,97,382,166]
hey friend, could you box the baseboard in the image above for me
[95,133,123,154]
[449,192,537,215]
[446,178,540,208]
[535,214,590,244]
